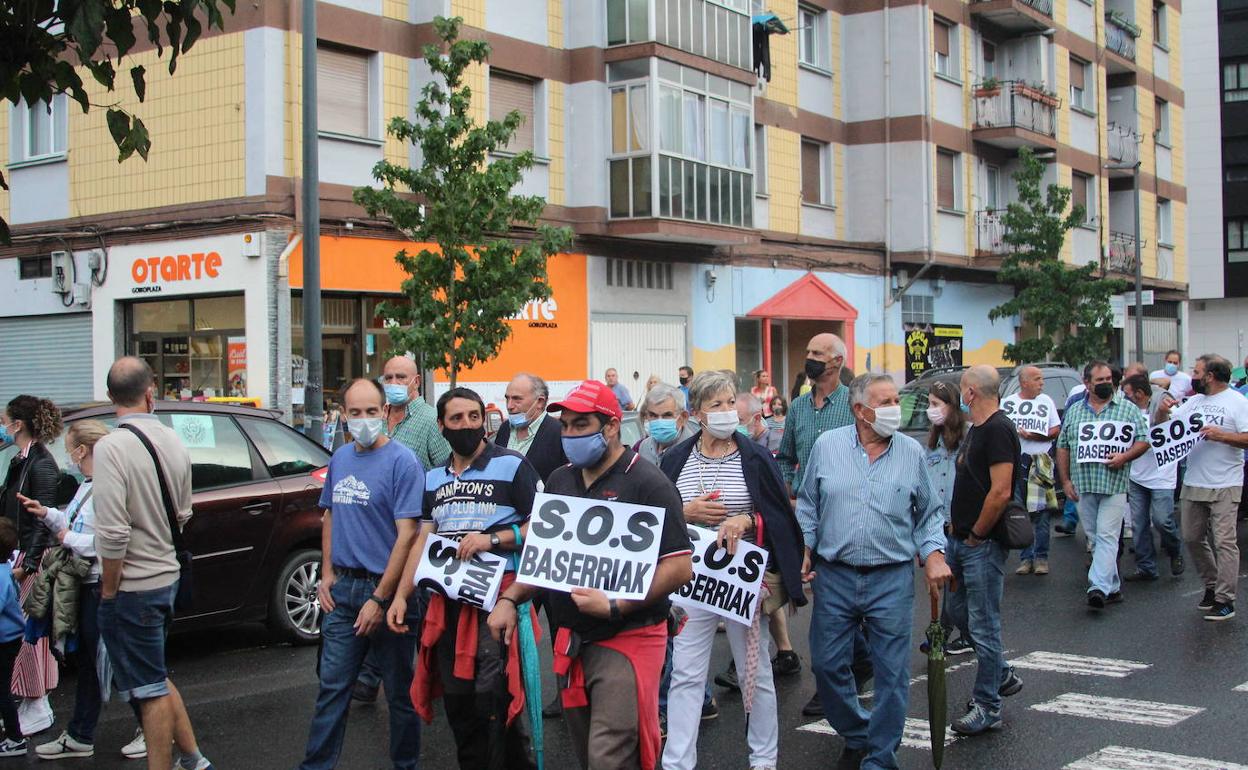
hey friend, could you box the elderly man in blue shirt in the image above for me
[797,373,951,770]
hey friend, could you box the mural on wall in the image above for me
[903,323,964,382]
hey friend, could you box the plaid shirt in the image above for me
[1057,394,1148,496]
[777,384,854,490]
[387,398,451,471]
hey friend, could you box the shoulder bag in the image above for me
[119,423,194,611]
[960,428,1033,551]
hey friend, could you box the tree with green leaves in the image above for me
[0,0,236,241]
[988,147,1126,365]
[355,16,573,387]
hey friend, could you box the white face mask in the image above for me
[348,417,385,448]
[869,405,903,438]
[703,410,740,439]
[926,405,948,426]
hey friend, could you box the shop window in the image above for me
[799,5,829,71]
[317,44,375,139]
[133,299,192,334]
[194,296,245,330]
[239,416,329,478]
[158,414,255,491]
[902,294,935,325]
[10,94,67,163]
[18,256,52,280]
[1223,60,1248,103]
[605,258,674,290]
[490,70,541,155]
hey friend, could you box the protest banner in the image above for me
[1002,395,1054,434]
[671,526,767,626]
[517,493,665,600]
[1075,420,1136,463]
[413,533,507,611]
[1147,413,1207,469]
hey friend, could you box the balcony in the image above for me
[1107,123,1141,169]
[970,0,1053,34]
[972,81,1059,149]
[608,0,751,71]
[976,209,1010,255]
[1107,232,1143,274]
[1104,11,1139,66]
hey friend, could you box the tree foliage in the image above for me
[988,147,1126,365]
[355,16,573,386]
[0,0,236,241]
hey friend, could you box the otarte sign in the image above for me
[516,493,665,600]
[129,252,223,294]
[412,533,507,611]
[671,525,766,626]
[1146,414,1206,469]
[1075,420,1136,463]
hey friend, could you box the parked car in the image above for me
[899,363,1081,439]
[999,363,1083,417]
[52,402,330,644]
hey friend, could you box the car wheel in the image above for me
[269,549,322,645]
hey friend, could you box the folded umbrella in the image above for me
[924,584,947,769]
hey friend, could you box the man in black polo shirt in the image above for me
[487,380,693,770]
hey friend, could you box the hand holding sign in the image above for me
[412,533,508,611]
[1147,414,1206,469]
[1076,421,1136,464]
[672,525,767,626]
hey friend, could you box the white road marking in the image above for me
[797,717,956,750]
[1233,681,1248,692]
[860,655,987,699]
[1031,694,1203,726]
[1008,651,1150,678]
[1065,745,1248,770]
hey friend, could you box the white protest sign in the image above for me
[1075,420,1137,464]
[517,493,665,600]
[1002,395,1054,434]
[412,533,507,611]
[671,526,767,626]
[1146,414,1207,469]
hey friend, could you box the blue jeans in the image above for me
[659,635,712,713]
[1020,510,1052,561]
[1128,481,1181,577]
[72,585,142,742]
[300,574,421,770]
[1077,493,1127,595]
[809,559,913,770]
[946,538,1007,712]
[1062,498,1079,530]
[97,582,179,702]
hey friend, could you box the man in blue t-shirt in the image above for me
[299,379,425,770]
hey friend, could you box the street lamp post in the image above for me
[301,0,323,440]
[1106,160,1143,363]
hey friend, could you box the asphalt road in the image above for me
[22,523,1248,769]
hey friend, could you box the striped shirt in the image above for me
[796,425,946,565]
[675,446,755,543]
[387,398,452,471]
[422,442,539,539]
[1056,394,1149,496]
[776,384,854,491]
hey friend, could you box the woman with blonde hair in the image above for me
[750,370,778,418]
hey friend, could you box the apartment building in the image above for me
[0,0,1187,414]
[1184,0,1248,366]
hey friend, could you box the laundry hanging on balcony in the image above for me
[752,12,789,82]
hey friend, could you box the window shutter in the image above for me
[1072,173,1088,214]
[1070,58,1085,91]
[934,22,950,58]
[318,46,370,138]
[801,140,822,203]
[490,72,536,153]
[937,152,955,209]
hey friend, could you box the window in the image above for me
[985,165,1001,211]
[605,258,674,290]
[902,294,935,325]
[1156,197,1173,245]
[18,256,52,280]
[1070,56,1092,111]
[1223,61,1248,103]
[1152,1,1167,47]
[1154,98,1170,145]
[607,0,649,45]
[10,94,68,163]
[754,124,767,194]
[317,44,373,139]
[1226,164,1248,183]
[490,71,539,154]
[799,5,829,70]
[156,414,255,491]
[934,19,957,79]
[982,40,997,80]
[1228,219,1248,263]
[1072,172,1095,225]
[801,139,831,206]
[937,149,960,211]
[239,417,329,479]
[610,83,649,155]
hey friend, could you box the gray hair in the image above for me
[515,372,549,401]
[687,370,737,412]
[830,336,848,359]
[640,382,686,413]
[736,392,762,414]
[849,372,895,406]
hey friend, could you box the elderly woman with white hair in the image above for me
[636,382,696,466]
[657,370,806,770]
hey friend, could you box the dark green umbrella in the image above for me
[924,584,947,769]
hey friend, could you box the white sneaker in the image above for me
[19,695,54,736]
[36,731,95,759]
[0,738,28,757]
[121,729,147,760]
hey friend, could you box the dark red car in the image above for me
[52,402,329,644]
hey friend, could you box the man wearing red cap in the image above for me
[487,380,693,770]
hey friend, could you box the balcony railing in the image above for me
[1107,231,1144,274]
[973,81,1059,137]
[976,209,1010,254]
[1108,123,1142,165]
[1104,12,1139,60]
[972,0,1053,15]
[608,0,752,71]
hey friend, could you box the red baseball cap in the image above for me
[547,380,623,421]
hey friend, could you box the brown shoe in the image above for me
[1033,559,1049,575]
[1015,560,1034,575]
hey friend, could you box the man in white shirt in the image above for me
[1151,350,1193,401]
[1002,366,1061,575]
[1157,355,1248,621]
[1121,375,1184,582]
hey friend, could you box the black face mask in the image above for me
[1092,383,1114,400]
[679,376,690,386]
[804,358,827,380]
[442,426,485,457]
[1191,377,1208,395]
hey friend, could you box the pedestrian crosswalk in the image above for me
[1065,745,1248,770]
[797,717,957,750]
[1008,651,1150,678]
[1030,693,1204,727]
[1233,681,1248,693]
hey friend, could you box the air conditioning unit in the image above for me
[49,251,73,294]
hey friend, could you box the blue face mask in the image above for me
[508,412,533,430]
[562,431,608,468]
[645,418,679,445]
[383,384,411,406]
[0,424,11,447]
[1164,363,1178,376]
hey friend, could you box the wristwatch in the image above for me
[368,594,391,609]
[489,532,502,548]
[609,599,622,622]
